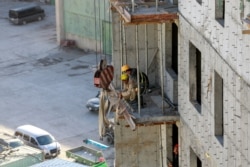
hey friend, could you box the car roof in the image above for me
[0,133,23,146]
[15,125,51,137]
[9,5,41,12]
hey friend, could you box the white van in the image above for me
[14,125,61,158]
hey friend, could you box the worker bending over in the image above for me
[119,73,138,109]
[120,64,149,107]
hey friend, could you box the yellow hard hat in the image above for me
[120,74,128,81]
[121,64,130,72]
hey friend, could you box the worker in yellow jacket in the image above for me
[119,73,137,103]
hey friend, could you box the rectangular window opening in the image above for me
[171,23,178,74]
[190,148,202,167]
[196,49,201,105]
[189,42,202,113]
[215,0,225,26]
[197,157,202,167]
[214,71,224,146]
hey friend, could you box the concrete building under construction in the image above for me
[55,0,250,166]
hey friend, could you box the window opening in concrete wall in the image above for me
[190,147,202,167]
[196,0,202,5]
[197,156,202,167]
[172,124,179,166]
[172,23,178,74]
[214,71,224,146]
[196,49,201,104]
[164,23,178,106]
[215,0,225,26]
[172,124,178,147]
[189,42,202,113]
[167,124,179,167]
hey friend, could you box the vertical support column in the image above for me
[136,25,141,115]
[145,24,148,75]
[120,19,123,75]
[123,20,127,63]
[55,0,65,44]
[155,0,158,12]
[161,124,168,167]
[159,23,165,113]
[132,0,135,12]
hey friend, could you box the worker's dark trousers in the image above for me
[128,95,145,110]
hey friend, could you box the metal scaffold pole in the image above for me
[145,24,148,75]
[132,0,135,12]
[123,20,127,63]
[120,18,123,79]
[136,25,141,115]
[160,24,164,113]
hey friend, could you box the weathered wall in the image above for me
[178,0,250,166]
[56,0,112,54]
[114,119,172,167]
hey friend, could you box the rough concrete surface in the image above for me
[0,0,114,166]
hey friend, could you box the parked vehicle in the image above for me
[66,139,108,166]
[86,91,100,112]
[9,5,45,25]
[14,124,61,158]
[0,145,44,167]
[0,132,24,149]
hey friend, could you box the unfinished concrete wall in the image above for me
[111,12,159,88]
[114,119,173,167]
[56,0,111,53]
[178,0,250,166]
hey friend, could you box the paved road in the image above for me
[0,1,114,166]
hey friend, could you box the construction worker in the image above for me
[173,144,179,167]
[114,73,137,129]
[121,64,149,95]
[168,144,179,167]
[121,64,137,87]
[121,64,149,107]
[119,73,137,104]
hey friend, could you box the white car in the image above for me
[14,125,61,158]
